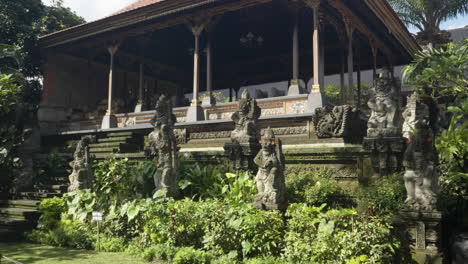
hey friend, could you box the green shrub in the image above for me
[359,173,406,215]
[37,196,66,230]
[173,247,212,264]
[27,226,93,249]
[244,256,289,264]
[286,169,353,208]
[144,198,221,247]
[93,158,155,208]
[141,243,178,262]
[210,251,239,264]
[283,203,398,263]
[97,235,127,252]
[203,201,285,258]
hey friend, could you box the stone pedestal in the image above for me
[134,103,143,113]
[307,92,326,113]
[362,136,405,176]
[101,114,117,129]
[288,79,305,96]
[224,141,261,171]
[202,96,216,106]
[186,104,205,122]
[400,210,443,263]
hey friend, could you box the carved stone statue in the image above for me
[147,95,179,197]
[231,90,261,144]
[402,94,438,211]
[68,136,95,192]
[224,90,261,171]
[363,68,404,176]
[313,105,364,139]
[253,127,286,210]
[367,68,401,137]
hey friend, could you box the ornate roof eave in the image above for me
[364,0,420,57]
[38,0,270,49]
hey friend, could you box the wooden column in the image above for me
[134,61,144,112]
[186,19,208,122]
[288,4,303,96]
[356,46,361,110]
[101,43,120,129]
[345,19,355,104]
[340,46,346,104]
[319,30,325,92]
[371,40,378,80]
[311,6,321,93]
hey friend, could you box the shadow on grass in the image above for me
[0,242,99,263]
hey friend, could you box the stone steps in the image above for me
[97,136,131,143]
[0,200,40,209]
[94,152,146,160]
[0,207,40,220]
[34,184,68,194]
[14,192,60,200]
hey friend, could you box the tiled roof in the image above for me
[113,0,168,16]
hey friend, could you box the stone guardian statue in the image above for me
[402,93,438,211]
[147,95,179,197]
[363,68,405,176]
[68,136,95,192]
[253,127,286,211]
[224,90,261,171]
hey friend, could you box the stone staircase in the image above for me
[0,199,41,241]
[90,132,145,160]
[0,161,69,241]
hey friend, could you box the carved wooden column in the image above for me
[288,2,304,95]
[135,61,145,112]
[186,19,207,122]
[319,30,325,92]
[340,46,346,104]
[345,18,355,105]
[303,0,325,112]
[101,43,120,129]
[203,17,221,106]
[371,41,378,81]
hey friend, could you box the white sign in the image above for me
[92,211,103,222]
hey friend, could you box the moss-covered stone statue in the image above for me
[402,93,438,211]
[147,95,179,197]
[400,93,442,262]
[224,90,261,171]
[68,136,95,192]
[363,68,405,176]
[253,127,286,211]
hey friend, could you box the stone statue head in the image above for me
[260,127,276,153]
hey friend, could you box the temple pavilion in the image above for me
[38,0,418,158]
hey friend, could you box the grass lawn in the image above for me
[0,242,161,264]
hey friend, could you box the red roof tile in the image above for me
[114,0,169,15]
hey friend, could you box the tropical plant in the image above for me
[389,0,468,46]
[283,204,399,263]
[403,39,468,100]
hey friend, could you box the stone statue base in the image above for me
[363,136,405,176]
[101,114,117,129]
[399,209,443,264]
[224,141,261,171]
[186,105,205,122]
[252,200,287,211]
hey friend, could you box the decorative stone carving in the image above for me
[399,94,443,262]
[231,90,261,144]
[68,135,95,192]
[147,95,179,197]
[313,105,363,138]
[363,68,404,176]
[253,127,286,211]
[402,94,438,211]
[367,68,401,137]
[224,90,261,171]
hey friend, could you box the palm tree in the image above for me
[389,0,468,47]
